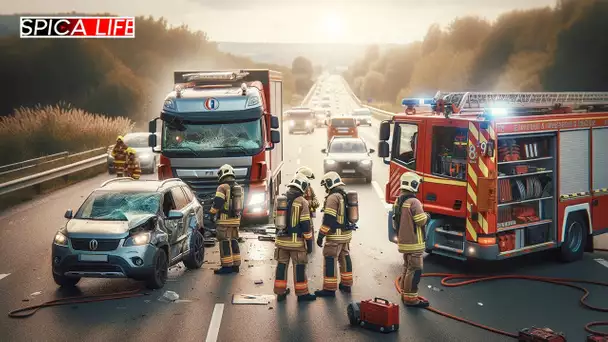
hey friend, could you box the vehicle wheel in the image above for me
[365,173,372,183]
[146,248,168,289]
[559,215,587,262]
[108,168,115,175]
[183,230,205,269]
[347,302,359,325]
[53,273,80,287]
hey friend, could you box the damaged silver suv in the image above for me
[52,178,205,289]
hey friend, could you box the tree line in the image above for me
[344,0,608,111]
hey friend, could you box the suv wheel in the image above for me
[146,248,168,289]
[183,230,205,269]
[53,273,80,287]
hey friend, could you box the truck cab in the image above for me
[148,70,283,230]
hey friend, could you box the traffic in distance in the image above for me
[1,73,608,341]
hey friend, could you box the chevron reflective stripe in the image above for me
[389,167,401,199]
[466,122,480,241]
[478,123,495,234]
[593,188,608,194]
[560,192,590,200]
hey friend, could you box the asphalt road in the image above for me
[1,74,608,342]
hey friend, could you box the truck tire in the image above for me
[559,214,587,262]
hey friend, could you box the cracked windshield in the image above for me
[163,120,263,155]
[76,191,161,221]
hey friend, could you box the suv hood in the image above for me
[325,153,370,162]
[66,213,157,235]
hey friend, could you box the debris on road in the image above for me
[158,290,179,302]
[174,299,193,303]
[477,302,484,306]
[254,280,264,285]
[232,294,274,305]
[30,291,42,297]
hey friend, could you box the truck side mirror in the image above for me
[148,118,157,133]
[270,130,280,144]
[148,133,157,148]
[379,121,391,141]
[378,141,389,158]
[271,115,279,129]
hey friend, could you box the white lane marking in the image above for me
[372,181,384,200]
[0,273,10,281]
[594,258,608,268]
[298,147,302,154]
[296,159,301,165]
[205,303,225,342]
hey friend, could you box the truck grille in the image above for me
[180,177,250,208]
[71,238,121,251]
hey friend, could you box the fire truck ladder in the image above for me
[437,91,608,114]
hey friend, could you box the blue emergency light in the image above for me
[401,98,435,107]
[488,108,509,116]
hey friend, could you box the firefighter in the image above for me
[295,166,320,242]
[111,136,128,177]
[125,148,141,180]
[273,174,317,302]
[392,172,430,308]
[209,164,242,275]
[315,171,354,297]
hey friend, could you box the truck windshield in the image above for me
[162,119,263,157]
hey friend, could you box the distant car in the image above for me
[108,132,159,174]
[321,137,374,183]
[327,117,359,143]
[313,108,329,127]
[285,108,315,134]
[352,108,372,126]
[321,100,331,109]
[51,178,205,289]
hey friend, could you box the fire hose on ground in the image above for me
[394,249,608,339]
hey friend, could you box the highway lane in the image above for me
[0,75,607,341]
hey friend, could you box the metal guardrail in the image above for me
[300,80,318,106]
[0,151,69,174]
[340,77,398,120]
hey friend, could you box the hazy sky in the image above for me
[3,0,557,44]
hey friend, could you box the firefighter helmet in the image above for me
[126,147,136,155]
[320,171,344,191]
[287,174,309,193]
[295,166,315,179]
[400,172,422,193]
[117,135,124,142]
[217,164,235,181]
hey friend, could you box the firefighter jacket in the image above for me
[318,186,352,243]
[275,188,313,252]
[393,193,428,253]
[209,181,241,226]
[304,186,320,217]
[126,155,141,180]
[112,143,128,165]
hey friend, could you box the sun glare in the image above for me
[321,12,345,39]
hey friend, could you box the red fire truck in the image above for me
[148,70,283,230]
[378,91,608,261]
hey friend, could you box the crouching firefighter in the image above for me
[273,174,317,302]
[209,164,244,275]
[393,172,430,308]
[295,166,320,242]
[315,171,359,297]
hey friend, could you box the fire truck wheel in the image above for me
[559,215,587,262]
[347,302,360,326]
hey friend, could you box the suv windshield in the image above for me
[75,191,161,221]
[123,135,149,148]
[162,119,263,157]
[331,118,355,127]
[329,139,367,153]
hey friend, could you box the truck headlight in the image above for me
[325,160,336,165]
[248,192,266,206]
[305,120,311,127]
[360,159,371,165]
[53,231,68,246]
[289,121,295,127]
[124,232,151,246]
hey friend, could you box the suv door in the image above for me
[182,186,204,232]
[170,186,190,256]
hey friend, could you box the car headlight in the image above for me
[360,159,372,165]
[53,230,68,246]
[289,121,295,127]
[248,192,266,206]
[325,159,336,165]
[124,232,151,247]
[305,120,311,126]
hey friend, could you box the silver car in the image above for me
[321,137,375,183]
[51,178,205,289]
[108,132,159,174]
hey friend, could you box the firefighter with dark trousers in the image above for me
[295,166,320,242]
[273,174,317,302]
[315,171,355,297]
[393,172,430,308]
[209,164,243,275]
[111,136,128,177]
[125,148,141,180]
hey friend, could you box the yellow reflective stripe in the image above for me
[275,240,305,248]
[324,208,337,216]
[303,232,313,239]
[300,215,311,221]
[402,203,411,208]
[209,208,218,214]
[215,192,226,199]
[319,225,330,234]
[413,213,427,223]
[398,243,425,252]
[416,226,423,244]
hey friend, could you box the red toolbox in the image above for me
[347,298,399,333]
[588,335,608,342]
[518,327,566,341]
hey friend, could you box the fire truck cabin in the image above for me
[378,91,608,261]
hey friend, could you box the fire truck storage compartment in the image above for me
[559,129,590,197]
[496,132,556,252]
[431,126,468,180]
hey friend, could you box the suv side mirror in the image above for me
[378,141,389,158]
[64,209,73,219]
[369,148,375,154]
[148,133,157,148]
[379,121,391,141]
[270,130,280,144]
[167,210,184,219]
[270,115,279,129]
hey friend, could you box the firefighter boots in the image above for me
[213,266,235,274]
[277,288,291,302]
[404,296,430,308]
[314,289,336,297]
[339,284,351,293]
[297,293,317,302]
